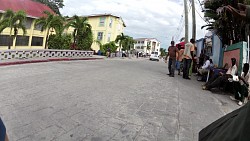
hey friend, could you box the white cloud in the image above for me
[61,0,208,49]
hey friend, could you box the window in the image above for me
[142,41,144,44]
[136,46,140,49]
[31,37,43,46]
[99,17,106,27]
[0,35,13,46]
[109,18,113,28]
[15,36,29,46]
[141,46,144,49]
[97,32,103,40]
[34,23,43,31]
[107,33,111,42]
[137,41,140,44]
[24,18,33,29]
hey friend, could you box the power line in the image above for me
[175,3,192,42]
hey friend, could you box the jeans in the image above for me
[176,61,180,70]
[206,74,232,90]
[168,58,176,76]
[183,58,192,78]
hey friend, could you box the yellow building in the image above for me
[66,14,126,52]
[0,0,54,50]
[0,0,126,51]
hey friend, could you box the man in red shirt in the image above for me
[166,41,179,77]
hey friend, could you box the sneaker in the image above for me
[202,86,207,90]
[238,101,243,106]
[243,97,248,104]
[230,96,236,101]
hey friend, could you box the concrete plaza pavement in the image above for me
[0,58,239,141]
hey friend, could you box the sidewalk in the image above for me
[0,55,104,66]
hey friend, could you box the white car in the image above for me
[149,51,159,61]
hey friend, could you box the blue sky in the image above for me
[61,0,208,49]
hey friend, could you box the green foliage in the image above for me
[0,9,27,49]
[160,48,166,57]
[77,30,93,50]
[35,11,64,34]
[35,11,64,49]
[48,34,72,49]
[0,10,27,35]
[66,15,93,50]
[102,41,118,53]
[202,0,248,45]
[115,33,135,52]
[32,0,64,15]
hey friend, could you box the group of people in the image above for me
[166,39,249,106]
[166,38,196,79]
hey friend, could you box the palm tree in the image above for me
[115,33,127,57]
[66,15,92,50]
[146,41,151,56]
[0,10,27,49]
[35,11,64,49]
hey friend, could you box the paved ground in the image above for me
[0,58,239,141]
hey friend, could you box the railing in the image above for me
[0,49,94,60]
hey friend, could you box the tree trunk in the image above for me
[45,30,49,49]
[8,28,13,50]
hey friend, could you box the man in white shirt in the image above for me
[198,56,211,75]
[230,63,249,106]
[203,58,238,90]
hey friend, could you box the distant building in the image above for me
[66,14,126,52]
[134,38,161,55]
[0,0,55,50]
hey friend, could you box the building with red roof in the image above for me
[0,0,55,18]
[0,0,55,49]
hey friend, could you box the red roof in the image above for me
[0,0,55,18]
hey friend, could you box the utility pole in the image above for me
[184,0,188,43]
[191,0,196,40]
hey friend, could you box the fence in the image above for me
[0,49,94,60]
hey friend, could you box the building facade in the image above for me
[134,38,161,55]
[66,14,126,52]
[0,0,54,50]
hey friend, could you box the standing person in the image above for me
[183,39,195,79]
[176,45,184,75]
[166,41,179,77]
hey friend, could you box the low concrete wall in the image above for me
[0,49,93,60]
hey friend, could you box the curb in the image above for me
[0,57,103,67]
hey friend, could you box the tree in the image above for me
[122,36,135,52]
[66,15,93,50]
[35,11,64,49]
[102,41,118,53]
[160,48,166,57]
[47,19,72,50]
[202,0,249,45]
[32,0,64,15]
[0,10,27,49]
[146,41,151,55]
[115,33,127,56]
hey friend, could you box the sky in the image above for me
[60,0,208,49]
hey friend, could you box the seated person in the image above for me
[197,56,210,76]
[230,63,249,106]
[209,59,214,68]
[202,58,238,90]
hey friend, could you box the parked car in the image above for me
[149,51,159,61]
